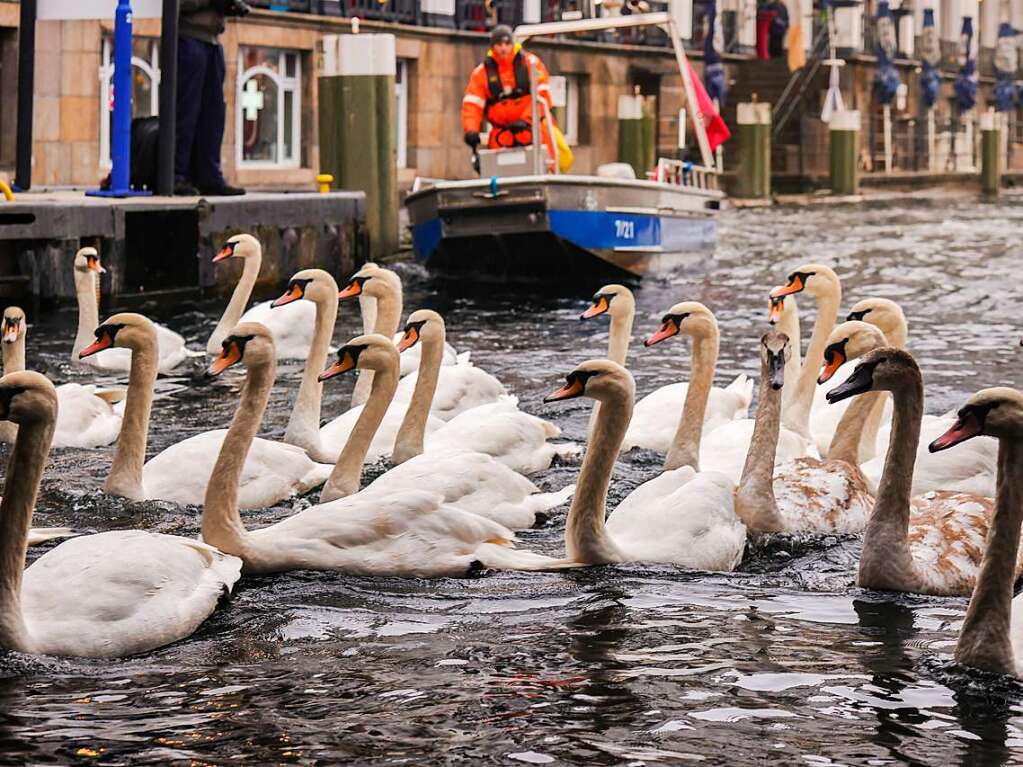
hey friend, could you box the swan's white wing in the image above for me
[26,527,80,546]
[1011,593,1023,676]
[607,468,745,571]
[699,419,813,484]
[622,380,751,453]
[862,415,998,497]
[250,489,549,576]
[319,401,445,462]
[393,363,505,422]
[143,429,330,509]
[154,323,193,373]
[241,300,317,360]
[773,456,873,534]
[52,383,122,448]
[363,449,573,530]
[426,397,572,475]
[20,530,241,658]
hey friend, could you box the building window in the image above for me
[551,74,582,146]
[236,47,301,168]
[396,59,409,169]
[98,37,160,168]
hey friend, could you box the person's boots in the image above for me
[198,183,246,196]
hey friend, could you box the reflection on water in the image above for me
[3,197,1023,764]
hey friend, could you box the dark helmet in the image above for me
[490,25,514,45]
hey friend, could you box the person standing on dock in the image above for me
[175,0,250,197]
[461,25,557,167]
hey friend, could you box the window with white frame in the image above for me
[237,47,301,168]
[98,37,160,168]
[551,74,581,146]
[395,59,409,169]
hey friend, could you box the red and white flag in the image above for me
[686,59,731,152]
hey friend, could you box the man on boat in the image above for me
[461,25,556,165]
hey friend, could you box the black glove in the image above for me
[507,120,530,133]
[463,131,480,148]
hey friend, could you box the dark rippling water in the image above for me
[3,196,1023,766]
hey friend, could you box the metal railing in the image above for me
[772,24,830,139]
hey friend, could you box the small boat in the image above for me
[405,3,724,283]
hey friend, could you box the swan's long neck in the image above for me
[857,377,923,591]
[392,333,443,465]
[776,299,802,411]
[735,365,784,531]
[352,289,402,408]
[786,289,839,437]
[566,390,630,564]
[955,438,1023,676]
[664,330,718,471]
[202,357,275,554]
[2,335,26,374]
[207,255,260,356]
[72,269,100,360]
[321,363,400,501]
[104,342,158,500]
[828,390,879,468]
[284,292,338,461]
[607,309,634,366]
[0,408,54,652]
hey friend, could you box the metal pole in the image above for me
[110,0,134,192]
[529,56,541,175]
[158,0,179,196]
[14,0,37,191]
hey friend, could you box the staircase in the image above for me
[721,57,796,173]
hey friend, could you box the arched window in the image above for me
[98,37,160,168]
[236,47,301,168]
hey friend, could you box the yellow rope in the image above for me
[0,180,14,201]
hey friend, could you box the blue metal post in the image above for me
[87,0,150,197]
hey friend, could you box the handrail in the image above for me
[772,25,830,139]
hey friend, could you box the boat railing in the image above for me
[654,158,719,191]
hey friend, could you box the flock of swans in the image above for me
[1,241,1021,683]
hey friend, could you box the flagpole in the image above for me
[667,16,714,168]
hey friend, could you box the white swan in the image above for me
[818,317,998,497]
[79,313,329,508]
[825,349,1021,596]
[929,387,1023,677]
[0,370,241,658]
[392,309,577,473]
[206,233,317,360]
[71,248,191,375]
[1,306,122,449]
[312,333,573,528]
[200,328,556,576]
[643,301,809,481]
[583,287,752,453]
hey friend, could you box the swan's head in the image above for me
[397,309,444,353]
[644,301,716,347]
[74,247,106,274]
[770,263,839,300]
[760,330,790,390]
[846,298,907,343]
[319,333,398,381]
[79,313,155,358]
[817,321,888,384]
[272,269,338,308]
[0,371,57,425]
[207,322,274,376]
[544,359,635,405]
[825,347,918,404]
[2,307,25,345]
[581,284,634,321]
[338,263,401,303]
[214,233,260,263]
[930,387,1023,451]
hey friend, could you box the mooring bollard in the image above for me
[829,110,860,196]
[617,91,654,178]
[736,102,771,198]
[980,110,1000,199]
[316,174,334,194]
[318,33,398,259]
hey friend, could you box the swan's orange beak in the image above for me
[86,255,107,274]
[769,297,784,325]
[544,375,585,403]
[213,243,236,263]
[644,318,678,347]
[272,283,304,307]
[319,350,357,381]
[79,329,114,358]
[929,411,984,452]
[397,326,420,352]
[337,278,363,301]
[2,321,19,344]
[208,341,243,376]
[818,346,846,384]
[581,295,609,320]
[770,275,804,298]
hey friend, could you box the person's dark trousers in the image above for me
[175,35,227,189]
